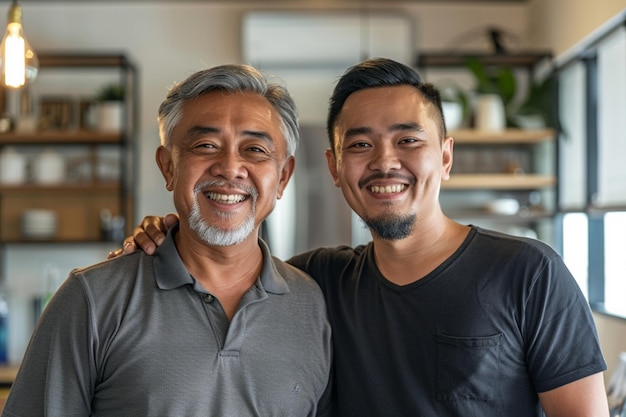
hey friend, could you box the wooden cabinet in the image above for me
[0,53,137,244]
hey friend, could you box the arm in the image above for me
[539,372,609,417]
[3,274,95,415]
[107,213,178,258]
[521,252,608,416]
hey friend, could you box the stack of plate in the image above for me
[21,210,58,239]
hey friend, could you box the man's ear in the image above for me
[276,156,296,199]
[156,145,175,191]
[325,149,340,187]
[441,136,454,181]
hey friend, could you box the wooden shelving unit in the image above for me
[0,52,137,244]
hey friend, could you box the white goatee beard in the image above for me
[188,182,257,246]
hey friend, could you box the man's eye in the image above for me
[247,146,267,153]
[195,143,216,149]
[349,142,370,149]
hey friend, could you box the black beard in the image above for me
[363,213,415,241]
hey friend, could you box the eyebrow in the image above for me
[187,125,274,143]
[344,122,424,139]
[187,125,220,137]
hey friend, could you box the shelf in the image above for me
[0,130,123,145]
[38,53,132,69]
[0,186,127,241]
[0,365,17,388]
[450,128,556,144]
[444,208,554,220]
[443,173,556,190]
[0,182,119,193]
[416,51,553,68]
[0,238,120,245]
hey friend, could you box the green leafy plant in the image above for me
[465,58,517,107]
[512,74,560,131]
[96,84,125,102]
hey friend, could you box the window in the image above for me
[556,16,626,318]
[605,212,626,316]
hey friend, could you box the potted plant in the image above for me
[466,58,560,132]
[466,58,516,131]
[94,83,125,132]
[96,84,125,102]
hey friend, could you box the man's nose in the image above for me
[209,150,248,179]
[368,144,401,172]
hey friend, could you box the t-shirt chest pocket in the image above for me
[435,332,503,402]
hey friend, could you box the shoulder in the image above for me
[470,226,560,261]
[272,256,323,294]
[69,251,151,297]
[287,243,370,271]
[465,227,575,292]
[285,244,371,288]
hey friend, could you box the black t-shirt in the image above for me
[288,226,606,417]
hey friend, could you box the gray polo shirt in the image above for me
[3,226,332,417]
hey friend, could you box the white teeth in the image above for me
[369,184,406,194]
[205,192,246,204]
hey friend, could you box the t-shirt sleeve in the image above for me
[523,255,607,392]
[287,248,334,288]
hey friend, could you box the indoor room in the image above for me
[0,0,625,413]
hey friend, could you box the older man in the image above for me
[2,65,332,416]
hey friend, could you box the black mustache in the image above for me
[358,172,416,189]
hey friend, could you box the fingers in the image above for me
[164,213,179,229]
[132,224,156,255]
[107,248,123,259]
[107,213,176,259]
[141,215,169,248]
[122,237,140,255]
[107,239,136,259]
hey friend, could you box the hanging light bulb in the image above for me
[0,0,38,89]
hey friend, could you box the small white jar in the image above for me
[33,148,66,185]
[0,146,27,184]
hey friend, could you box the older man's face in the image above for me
[157,90,294,247]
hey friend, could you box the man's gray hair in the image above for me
[157,64,299,157]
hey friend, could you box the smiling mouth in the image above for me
[369,184,407,194]
[205,192,247,204]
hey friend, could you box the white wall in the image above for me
[528,0,626,57]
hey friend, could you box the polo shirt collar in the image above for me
[153,223,289,295]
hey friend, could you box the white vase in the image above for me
[33,148,65,185]
[0,147,27,184]
[96,101,124,132]
[442,101,463,131]
[475,94,506,132]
